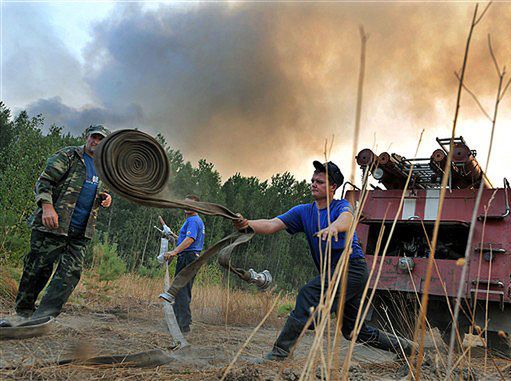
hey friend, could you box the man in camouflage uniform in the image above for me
[15,125,112,319]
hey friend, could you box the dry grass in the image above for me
[0,269,293,380]
[68,270,292,328]
[0,267,18,307]
[0,264,293,328]
[1,267,509,381]
[0,267,292,329]
[4,363,221,381]
[194,284,287,327]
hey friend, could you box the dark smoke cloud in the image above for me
[24,97,144,135]
[12,3,511,181]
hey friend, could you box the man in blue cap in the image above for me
[234,160,414,360]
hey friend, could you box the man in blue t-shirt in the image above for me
[163,194,205,333]
[234,161,414,360]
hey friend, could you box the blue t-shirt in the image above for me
[177,214,205,252]
[70,153,99,231]
[277,199,364,271]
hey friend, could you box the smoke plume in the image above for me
[10,3,511,181]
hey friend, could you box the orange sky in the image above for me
[188,3,511,186]
[4,2,510,186]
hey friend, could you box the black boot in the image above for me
[265,316,305,361]
[369,330,416,357]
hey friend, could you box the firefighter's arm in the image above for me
[164,237,194,261]
[234,217,286,234]
[34,149,72,207]
[36,150,74,229]
[317,212,353,242]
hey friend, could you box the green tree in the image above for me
[95,235,126,283]
[1,103,316,291]
[0,105,81,262]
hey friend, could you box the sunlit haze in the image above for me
[2,1,510,186]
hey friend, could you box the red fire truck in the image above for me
[348,137,510,356]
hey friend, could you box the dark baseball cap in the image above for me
[85,124,110,137]
[313,160,344,187]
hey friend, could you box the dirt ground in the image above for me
[0,300,396,380]
[1,300,509,380]
[1,272,509,381]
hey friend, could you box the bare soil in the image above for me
[1,282,508,380]
[0,300,407,380]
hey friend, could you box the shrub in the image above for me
[138,257,168,278]
[277,301,294,317]
[195,263,223,286]
[94,235,126,283]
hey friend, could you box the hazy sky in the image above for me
[2,1,510,186]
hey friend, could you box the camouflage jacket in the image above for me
[30,146,105,239]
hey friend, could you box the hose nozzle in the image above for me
[247,269,272,291]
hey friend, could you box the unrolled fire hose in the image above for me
[93,129,272,353]
[94,129,272,297]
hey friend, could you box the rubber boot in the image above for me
[370,330,416,357]
[264,316,305,361]
[31,306,60,319]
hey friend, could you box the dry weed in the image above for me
[69,271,291,328]
[0,267,18,309]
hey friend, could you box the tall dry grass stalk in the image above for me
[339,131,424,381]
[446,8,511,380]
[329,160,374,369]
[468,190,496,374]
[484,248,493,371]
[403,4,492,380]
[338,165,382,376]
[349,26,369,187]
[464,191,507,381]
[285,136,344,380]
[341,218,389,373]
[335,26,369,378]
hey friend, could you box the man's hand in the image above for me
[316,212,353,242]
[164,250,178,261]
[42,203,59,229]
[233,215,250,231]
[100,192,112,208]
[316,225,341,242]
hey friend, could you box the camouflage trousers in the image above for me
[15,228,89,318]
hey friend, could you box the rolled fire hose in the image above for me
[94,129,272,295]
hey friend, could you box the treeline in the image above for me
[0,103,316,291]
